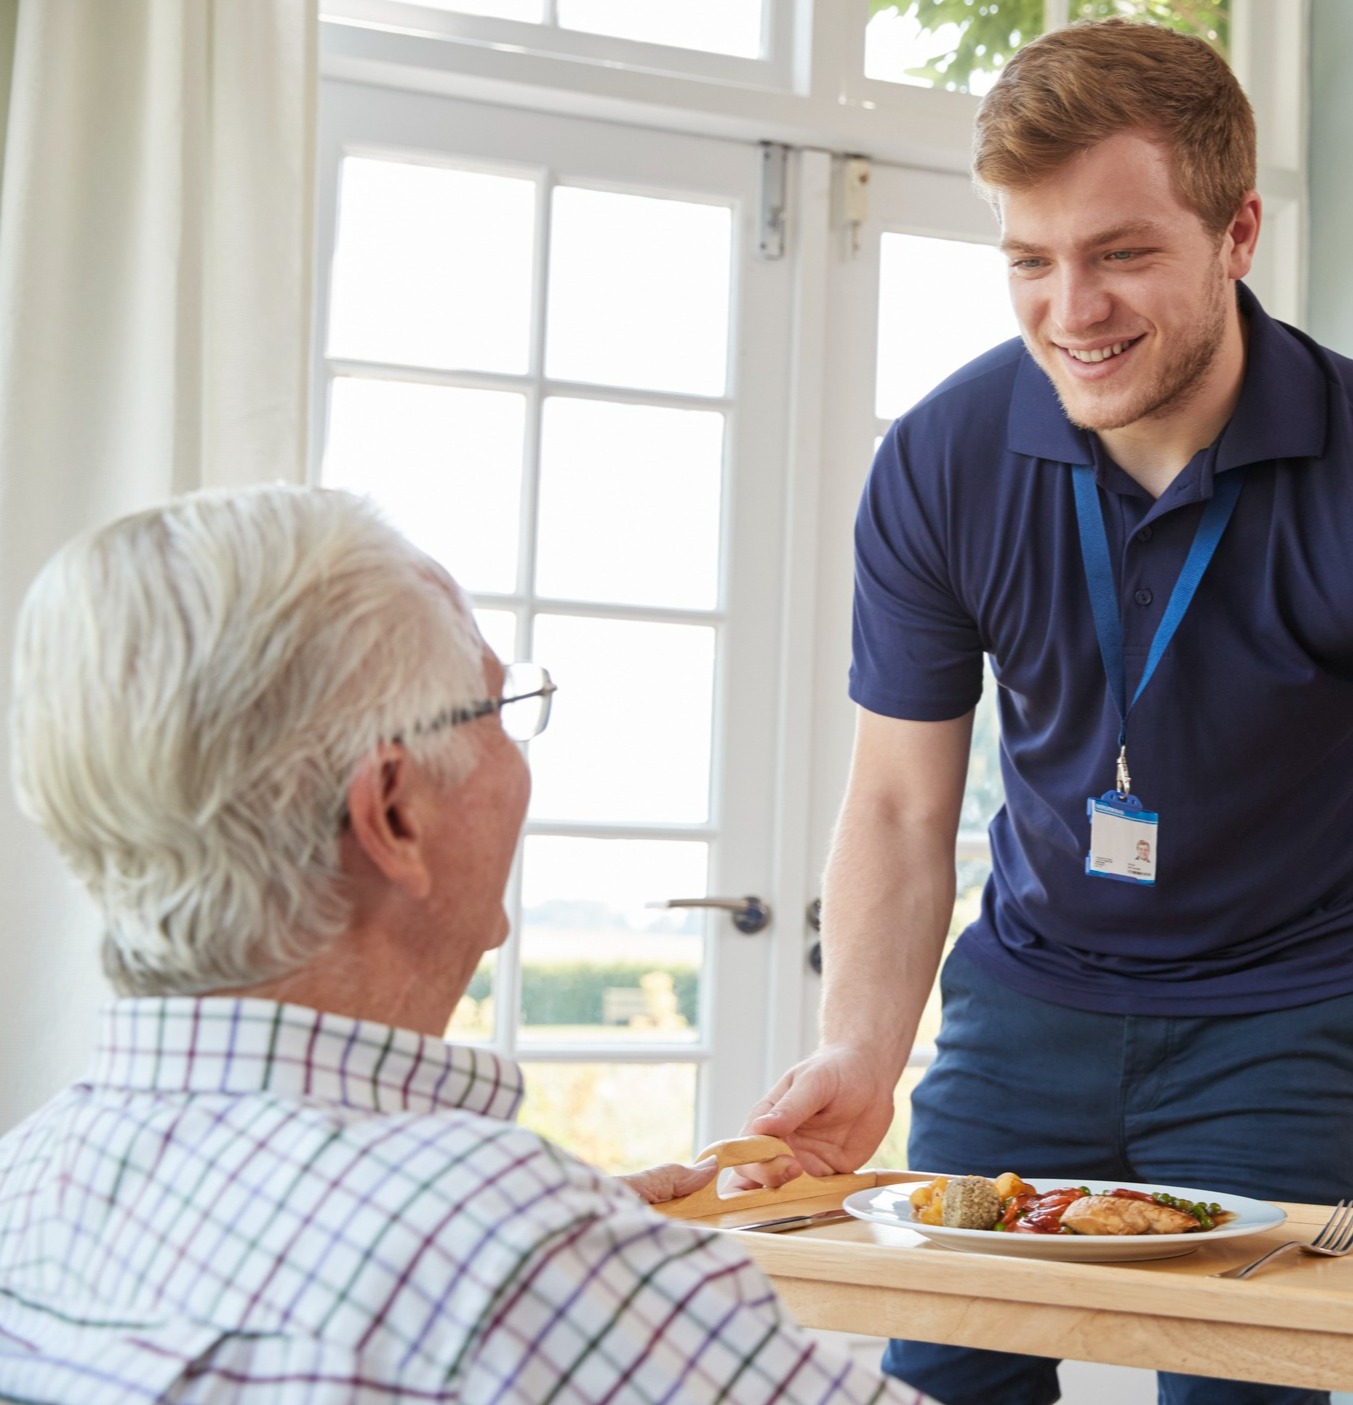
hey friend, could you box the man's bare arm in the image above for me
[740,706,973,1181]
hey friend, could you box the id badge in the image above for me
[1086,792,1158,886]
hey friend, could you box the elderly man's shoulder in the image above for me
[0,1064,747,1334]
[0,1004,722,1304]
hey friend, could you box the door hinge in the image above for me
[758,141,789,260]
[841,155,870,259]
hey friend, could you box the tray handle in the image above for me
[650,1134,905,1220]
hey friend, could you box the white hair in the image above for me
[10,484,487,995]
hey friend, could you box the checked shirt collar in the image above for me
[88,996,525,1122]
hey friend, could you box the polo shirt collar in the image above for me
[88,996,525,1122]
[1007,283,1328,471]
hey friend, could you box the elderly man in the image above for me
[0,485,937,1404]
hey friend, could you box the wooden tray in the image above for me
[659,1141,1353,1391]
[651,1134,929,1227]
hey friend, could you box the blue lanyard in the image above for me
[1072,465,1245,787]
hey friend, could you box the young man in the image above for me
[743,19,1353,1405]
[0,485,938,1405]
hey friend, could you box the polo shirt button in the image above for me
[1134,588,1153,606]
[1136,526,1153,542]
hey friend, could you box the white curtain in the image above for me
[0,0,317,1131]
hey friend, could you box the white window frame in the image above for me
[320,0,1305,255]
[321,0,801,91]
[318,0,978,170]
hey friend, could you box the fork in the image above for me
[1215,1199,1353,1280]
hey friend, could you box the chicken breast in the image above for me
[1061,1195,1200,1236]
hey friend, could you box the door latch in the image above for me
[648,895,772,934]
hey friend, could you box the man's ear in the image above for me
[1224,190,1262,280]
[343,744,434,899]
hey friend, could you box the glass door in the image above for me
[313,83,800,1168]
[812,160,1019,1165]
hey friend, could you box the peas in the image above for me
[1153,1191,1219,1227]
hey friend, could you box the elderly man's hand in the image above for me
[619,1157,717,1205]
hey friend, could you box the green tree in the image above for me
[868,0,1228,93]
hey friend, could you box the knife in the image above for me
[735,1208,856,1233]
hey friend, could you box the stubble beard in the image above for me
[1045,274,1230,435]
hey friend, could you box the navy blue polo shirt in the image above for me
[851,285,1353,1015]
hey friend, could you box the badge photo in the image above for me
[1086,792,1159,886]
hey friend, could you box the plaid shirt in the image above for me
[0,999,934,1404]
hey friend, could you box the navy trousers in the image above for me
[882,946,1353,1405]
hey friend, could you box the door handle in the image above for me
[647,895,772,935]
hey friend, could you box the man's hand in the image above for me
[733,1044,897,1188]
[618,1157,717,1205]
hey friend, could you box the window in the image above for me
[315,88,804,1166]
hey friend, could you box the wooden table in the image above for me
[659,1139,1353,1392]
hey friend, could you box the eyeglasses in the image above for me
[410,662,557,744]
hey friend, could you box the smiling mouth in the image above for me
[1062,337,1141,364]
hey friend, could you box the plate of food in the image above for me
[843,1173,1286,1262]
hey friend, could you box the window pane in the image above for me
[536,398,723,609]
[322,377,524,594]
[557,0,763,58]
[448,953,498,1042]
[518,1061,698,1173]
[546,188,730,396]
[876,233,1018,419]
[528,615,715,823]
[328,157,535,374]
[518,836,707,1044]
[474,608,518,662]
[966,661,1004,831]
[865,2,1228,91]
[1075,0,1228,57]
[864,1,1029,93]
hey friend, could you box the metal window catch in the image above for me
[648,896,772,935]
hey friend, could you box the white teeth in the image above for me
[1066,340,1132,363]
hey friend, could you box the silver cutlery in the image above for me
[1215,1199,1353,1279]
[735,1208,856,1234]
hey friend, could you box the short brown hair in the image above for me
[973,18,1255,234]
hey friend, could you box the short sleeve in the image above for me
[850,420,984,721]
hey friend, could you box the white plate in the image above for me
[842,1179,1286,1262]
